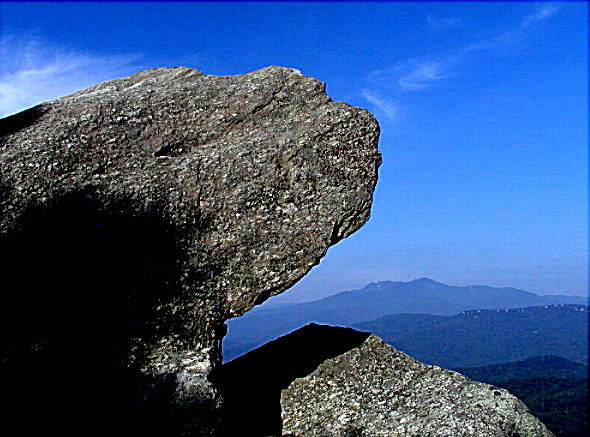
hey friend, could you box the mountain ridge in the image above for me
[353,304,589,367]
[454,355,588,383]
[224,278,587,361]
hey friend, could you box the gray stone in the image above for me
[0,66,380,435]
[281,334,553,437]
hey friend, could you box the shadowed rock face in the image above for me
[0,66,380,435]
[218,324,371,436]
[281,328,554,437]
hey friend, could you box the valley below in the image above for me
[224,278,588,436]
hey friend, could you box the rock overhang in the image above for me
[0,65,380,435]
[2,65,381,317]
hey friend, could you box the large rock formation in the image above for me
[0,66,380,435]
[280,326,553,437]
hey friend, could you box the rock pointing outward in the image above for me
[0,67,380,435]
[280,326,553,437]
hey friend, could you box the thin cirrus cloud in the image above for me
[362,3,562,114]
[0,36,142,117]
[521,3,560,28]
[360,89,398,119]
[395,59,452,92]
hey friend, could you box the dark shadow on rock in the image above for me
[0,188,212,436]
[0,105,47,137]
[216,323,370,436]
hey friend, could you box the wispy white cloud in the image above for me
[521,3,561,28]
[396,59,451,91]
[464,4,562,52]
[0,36,142,117]
[363,3,562,98]
[367,55,455,94]
[361,89,398,119]
[367,56,458,94]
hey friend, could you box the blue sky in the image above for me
[1,2,587,300]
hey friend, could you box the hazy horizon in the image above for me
[264,275,589,306]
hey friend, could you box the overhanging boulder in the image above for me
[0,66,381,435]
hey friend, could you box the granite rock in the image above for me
[0,66,380,435]
[281,332,554,437]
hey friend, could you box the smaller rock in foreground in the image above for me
[281,333,553,437]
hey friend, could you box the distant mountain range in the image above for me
[454,355,588,383]
[223,278,587,361]
[454,356,588,437]
[354,305,588,368]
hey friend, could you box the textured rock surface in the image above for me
[282,332,553,437]
[0,66,380,435]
